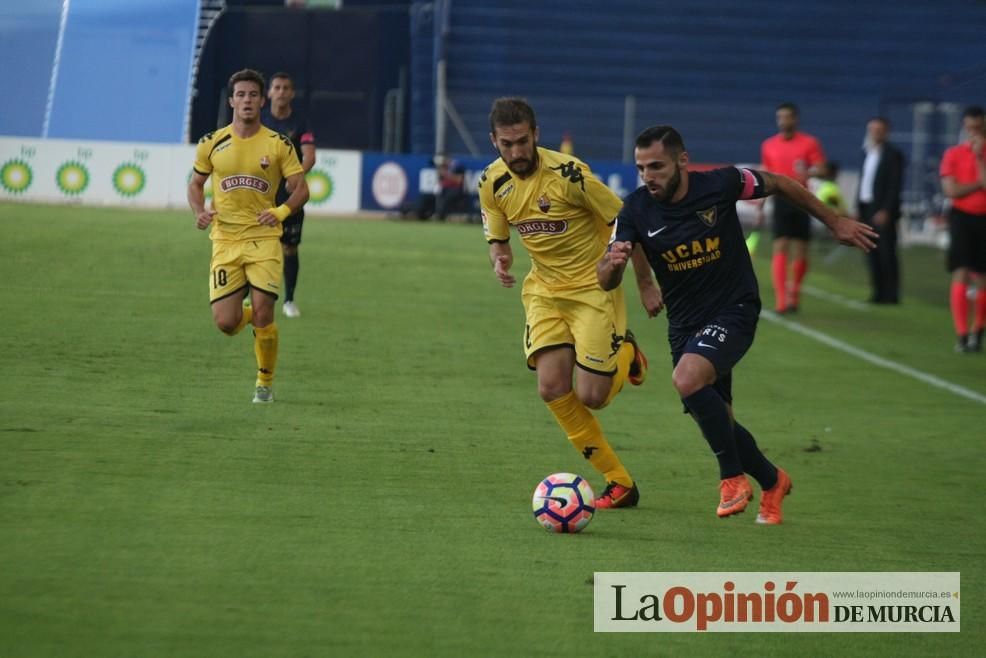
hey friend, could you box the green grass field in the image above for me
[1,202,983,656]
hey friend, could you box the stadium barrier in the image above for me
[0,137,641,217]
[10,136,941,247]
[360,153,642,212]
[0,137,361,214]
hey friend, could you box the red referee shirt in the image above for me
[940,143,986,215]
[761,132,826,186]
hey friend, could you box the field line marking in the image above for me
[762,311,986,406]
[800,285,871,311]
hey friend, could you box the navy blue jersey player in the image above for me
[598,125,877,524]
[261,72,316,318]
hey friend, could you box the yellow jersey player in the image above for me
[480,98,663,508]
[187,69,309,403]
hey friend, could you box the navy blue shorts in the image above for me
[669,302,759,407]
[280,211,305,246]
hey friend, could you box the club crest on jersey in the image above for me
[697,206,717,227]
[220,175,270,193]
[259,156,270,170]
[537,194,551,213]
[516,219,568,236]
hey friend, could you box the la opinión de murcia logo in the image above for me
[605,580,958,631]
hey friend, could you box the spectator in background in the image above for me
[401,154,469,221]
[815,161,847,215]
[435,156,468,220]
[857,116,904,305]
[940,106,986,353]
[760,102,826,313]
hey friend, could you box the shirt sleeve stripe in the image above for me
[738,168,758,200]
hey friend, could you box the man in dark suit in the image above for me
[857,116,905,304]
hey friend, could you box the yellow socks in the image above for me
[546,391,632,487]
[221,307,277,389]
[220,305,252,336]
[600,340,635,408]
[228,304,253,336]
[253,323,279,386]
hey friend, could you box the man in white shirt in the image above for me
[856,117,905,304]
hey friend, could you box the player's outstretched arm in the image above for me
[760,170,878,253]
[598,241,632,291]
[188,171,215,230]
[630,245,663,317]
[489,240,516,288]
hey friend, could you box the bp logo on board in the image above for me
[1,159,33,194]
[56,161,90,196]
[113,162,146,197]
[306,169,334,204]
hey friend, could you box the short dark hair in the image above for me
[634,125,685,156]
[776,102,800,116]
[270,71,293,85]
[869,115,891,128]
[963,106,985,120]
[489,97,537,134]
[228,69,265,97]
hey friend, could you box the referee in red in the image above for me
[760,103,826,313]
[941,106,986,353]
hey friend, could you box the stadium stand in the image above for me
[411,0,986,169]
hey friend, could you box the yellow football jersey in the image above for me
[479,147,623,290]
[193,124,304,242]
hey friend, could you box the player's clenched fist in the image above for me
[196,209,217,230]
[607,240,633,268]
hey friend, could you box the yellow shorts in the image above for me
[521,278,628,374]
[209,239,282,303]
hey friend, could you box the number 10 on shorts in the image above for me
[212,268,228,289]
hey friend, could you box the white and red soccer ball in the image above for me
[532,473,595,533]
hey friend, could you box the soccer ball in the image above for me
[532,473,595,533]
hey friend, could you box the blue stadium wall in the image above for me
[5,0,984,163]
[412,0,986,167]
[0,1,63,137]
[0,0,199,143]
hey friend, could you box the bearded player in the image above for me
[599,125,876,523]
[480,98,663,508]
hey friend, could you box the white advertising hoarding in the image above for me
[0,137,174,207]
[0,137,361,214]
[303,149,361,214]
